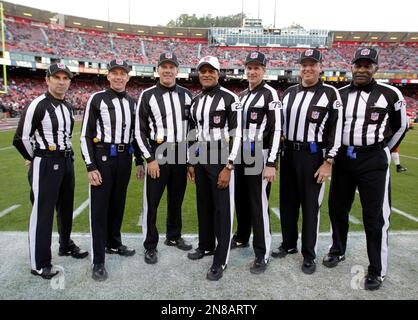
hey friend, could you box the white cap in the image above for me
[197,56,220,72]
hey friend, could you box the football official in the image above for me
[135,52,193,265]
[231,51,282,275]
[187,56,242,281]
[273,49,343,275]
[13,63,88,280]
[80,59,143,281]
[324,48,408,290]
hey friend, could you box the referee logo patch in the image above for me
[305,49,314,57]
[311,111,320,120]
[371,112,379,121]
[361,49,371,56]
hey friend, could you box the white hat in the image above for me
[197,56,220,72]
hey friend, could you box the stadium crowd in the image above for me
[4,17,418,71]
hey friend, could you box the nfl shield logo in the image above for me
[361,49,370,56]
[213,116,221,124]
[311,111,320,120]
[116,59,124,65]
[166,53,172,59]
[305,49,313,57]
[57,63,65,69]
[250,112,258,121]
[102,156,108,162]
[53,164,59,171]
[371,112,379,121]
[250,52,259,59]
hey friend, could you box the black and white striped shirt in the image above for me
[13,92,74,160]
[190,84,242,163]
[135,83,193,162]
[282,81,343,158]
[339,80,408,150]
[80,88,138,171]
[240,81,282,167]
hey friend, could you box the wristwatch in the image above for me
[325,157,335,165]
[225,162,235,171]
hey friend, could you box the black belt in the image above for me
[34,149,72,158]
[284,141,322,151]
[95,143,129,153]
[342,143,385,153]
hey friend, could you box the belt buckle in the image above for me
[294,142,301,151]
[117,144,125,153]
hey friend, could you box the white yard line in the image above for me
[400,155,418,161]
[73,200,89,219]
[0,146,13,151]
[349,215,361,225]
[271,207,281,220]
[392,207,418,223]
[0,205,21,218]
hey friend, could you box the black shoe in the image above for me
[250,257,268,275]
[164,238,193,251]
[271,245,298,258]
[187,248,214,260]
[144,249,158,264]
[59,244,89,259]
[206,265,226,281]
[31,266,59,280]
[364,274,384,291]
[230,239,249,249]
[92,263,108,282]
[396,165,407,173]
[106,245,136,257]
[301,259,316,275]
[322,253,345,268]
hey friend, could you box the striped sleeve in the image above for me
[134,90,154,163]
[386,87,408,150]
[13,96,45,160]
[324,85,343,158]
[80,93,100,172]
[225,91,242,163]
[265,87,282,167]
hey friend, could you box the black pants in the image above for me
[328,147,391,277]
[280,148,325,261]
[28,156,74,270]
[234,150,272,262]
[142,162,187,251]
[195,163,234,268]
[90,148,132,265]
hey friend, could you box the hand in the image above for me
[314,161,332,184]
[88,170,103,186]
[263,166,276,183]
[136,165,145,181]
[147,160,160,180]
[217,168,231,189]
[25,160,32,167]
[187,166,195,184]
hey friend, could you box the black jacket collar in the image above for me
[249,81,266,94]
[107,88,128,99]
[297,79,323,93]
[46,91,66,106]
[157,82,178,94]
[348,79,376,93]
[202,84,221,97]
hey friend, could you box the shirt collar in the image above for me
[107,88,128,99]
[348,79,376,93]
[46,91,66,106]
[298,79,323,93]
[202,84,221,97]
[249,81,265,94]
[157,82,178,94]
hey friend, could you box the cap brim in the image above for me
[158,59,179,67]
[197,62,219,71]
[108,66,131,73]
[245,60,266,66]
[352,57,377,64]
[299,57,321,64]
[49,70,73,79]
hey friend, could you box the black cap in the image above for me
[158,52,179,67]
[245,51,267,66]
[108,59,131,73]
[46,63,73,79]
[299,49,323,63]
[352,48,379,65]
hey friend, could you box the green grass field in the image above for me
[1,123,418,234]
